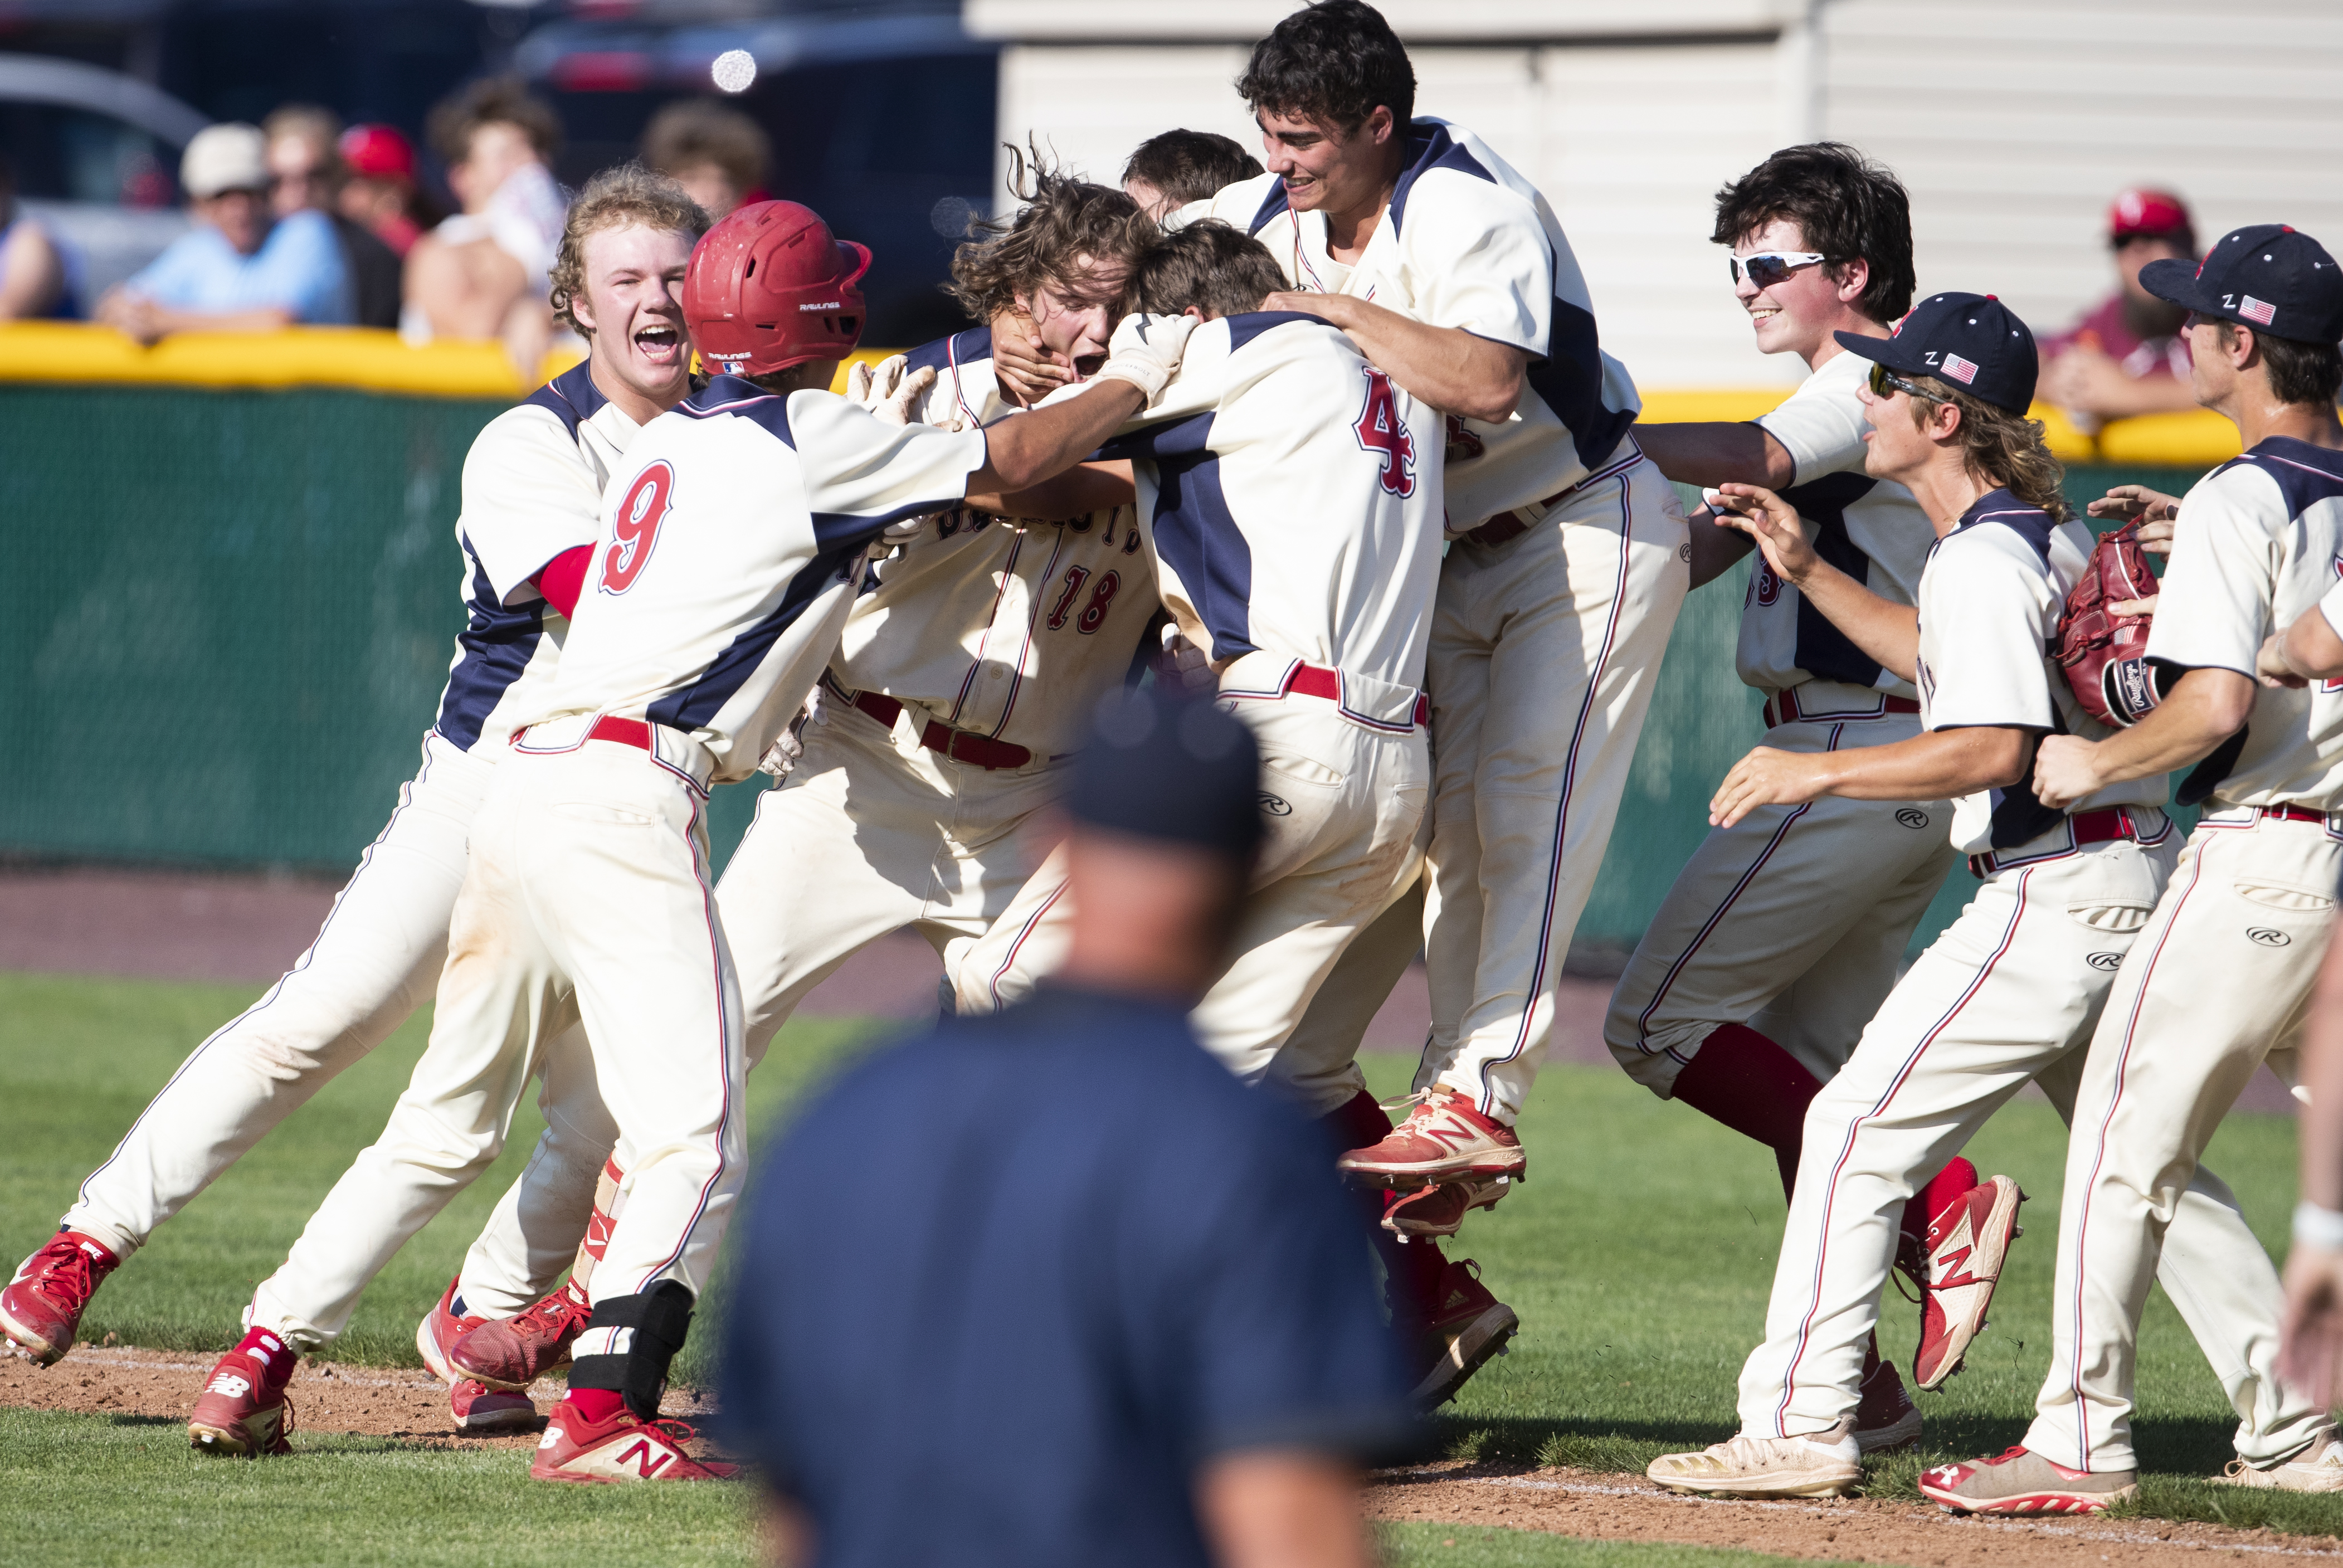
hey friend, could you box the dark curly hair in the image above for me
[1128,221,1287,320]
[947,144,1156,322]
[1235,0,1415,133]
[1712,143,1915,324]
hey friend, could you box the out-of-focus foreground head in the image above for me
[1059,686,1264,1007]
[684,199,869,378]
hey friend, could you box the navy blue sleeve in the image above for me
[1144,1097,1417,1463]
[716,1155,803,1493]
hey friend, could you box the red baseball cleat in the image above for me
[2,1230,120,1366]
[1852,1356,1922,1453]
[188,1345,295,1458]
[416,1275,485,1385]
[451,1377,541,1434]
[1912,1175,2024,1390]
[1338,1088,1527,1188]
[529,1397,735,1484]
[448,1278,590,1392]
[1918,1445,2136,1514]
[1413,1258,1517,1408]
[1382,1176,1512,1239]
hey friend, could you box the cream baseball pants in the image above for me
[1606,693,1956,1095]
[2023,810,2339,1472]
[1275,450,1689,1119]
[62,732,610,1321]
[247,728,741,1350]
[956,653,1429,1096]
[1738,818,2327,1471]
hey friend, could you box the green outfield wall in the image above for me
[0,381,2195,956]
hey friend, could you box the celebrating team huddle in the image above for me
[8,0,2343,1512]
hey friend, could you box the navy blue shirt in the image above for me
[721,983,1412,1568]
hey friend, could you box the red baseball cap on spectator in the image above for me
[339,124,416,182]
[2108,188,2192,246]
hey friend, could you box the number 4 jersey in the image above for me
[1098,311,1445,693]
[528,374,988,783]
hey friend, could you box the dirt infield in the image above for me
[0,1343,717,1452]
[1370,1462,2343,1567]
[6,1349,2333,1566]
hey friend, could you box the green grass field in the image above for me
[3,969,2338,1565]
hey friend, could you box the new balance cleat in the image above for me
[1338,1087,1527,1188]
[1648,1424,1862,1498]
[188,1346,294,1458]
[1918,1446,2135,1514]
[1412,1258,1517,1408]
[2218,1434,2343,1492]
[448,1278,590,1392]
[2,1230,120,1366]
[1382,1176,1511,1239]
[451,1377,541,1434]
[529,1398,735,1484]
[1913,1175,2024,1391]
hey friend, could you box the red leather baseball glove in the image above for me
[2055,522,2162,727]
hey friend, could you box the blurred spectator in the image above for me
[338,124,432,257]
[0,157,70,320]
[2040,188,2203,427]
[95,123,352,345]
[403,77,567,374]
[1123,129,1265,222]
[723,686,1408,1568]
[263,105,403,330]
[641,100,769,222]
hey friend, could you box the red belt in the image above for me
[514,714,654,752]
[2252,804,2334,826]
[1969,806,2139,878]
[1246,661,1430,729]
[844,686,1035,771]
[1762,687,1923,727]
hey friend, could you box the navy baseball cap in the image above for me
[2141,224,2343,345]
[1835,292,2038,413]
[1070,685,1264,864]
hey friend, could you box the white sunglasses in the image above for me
[1729,250,1830,288]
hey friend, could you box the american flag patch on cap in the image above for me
[1941,353,1979,385]
[2240,295,2277,325]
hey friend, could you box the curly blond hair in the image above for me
[548,163,710,337]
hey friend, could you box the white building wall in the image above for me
[977,0,2343,388]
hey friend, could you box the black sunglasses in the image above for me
[1867,362,1954,405]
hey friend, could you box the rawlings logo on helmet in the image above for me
[684,200,870,376]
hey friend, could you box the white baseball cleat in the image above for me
[2218,1433,2343,1492]
[1647,1423,1862,1498]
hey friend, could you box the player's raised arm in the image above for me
[966,313,1197,495]
[1711,483,1920,680]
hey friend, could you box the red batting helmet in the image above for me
[685,200,870,377]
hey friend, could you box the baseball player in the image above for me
[1593,145,1973,1445]
[953,218,1463,1395]
[181,199,1196,1479]
[0,169,709,1436]
[421,172,1163,1399]
[1163,0,1687,1398]
[1926,227,2343,1514]
[1642,291,2337,1502]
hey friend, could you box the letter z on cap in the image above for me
[1832,292,2039,413]
[2140,223,2343,345]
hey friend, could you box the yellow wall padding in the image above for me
[0,322,2247,465]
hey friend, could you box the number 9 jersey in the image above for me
[530,375,988,783]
